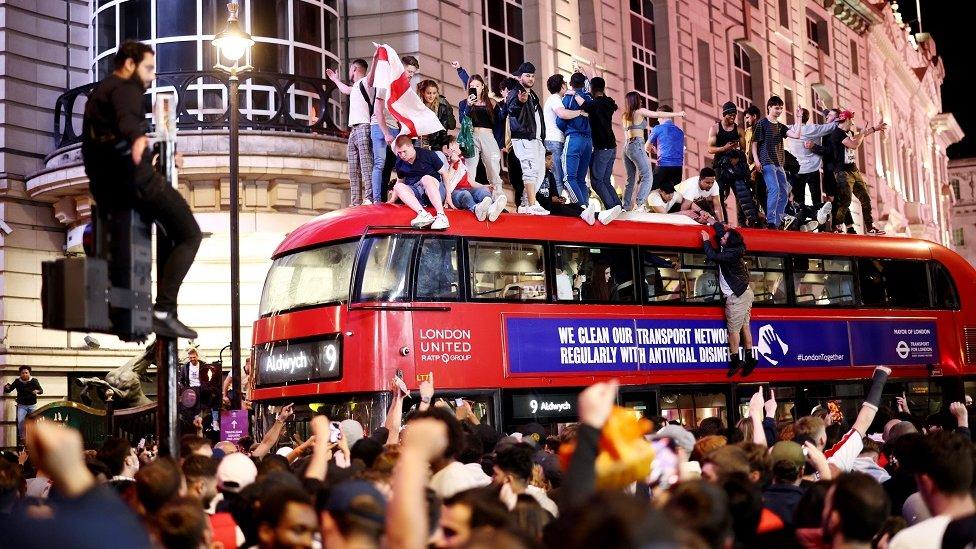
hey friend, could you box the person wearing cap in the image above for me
[751,96,805,229]
[825,110,887,234]
[622,92,686,212]
[762,441,807,526]
[317,480,386,549]
[506,61,550,215]
[707,102,747,221]
[650,424,696,456]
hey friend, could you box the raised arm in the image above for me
[252,403,294,459]
[384,382,406,445]
[326,68,353,95]
[843,122,885,150]
[387,418,447,549]
[304,415,333,482]
[639,108,685,119]
[748,388,767,447]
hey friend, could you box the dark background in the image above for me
[894,1,975,159]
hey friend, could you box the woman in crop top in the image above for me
[621,92,686,211]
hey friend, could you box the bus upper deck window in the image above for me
[415,237,460,301]
[643,250,683,302]
[792,256,854,306]
[746,255,787,305]
[857,259,930,308]
[356,235,417,302]
[468,241,547,301]
[555,245,636,303]
[930,261,960,310]
[259,240,359,315]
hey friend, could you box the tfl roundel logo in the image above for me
[895,341,910,359]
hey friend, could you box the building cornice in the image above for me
[826,0,881,35]
[931,114,964,148]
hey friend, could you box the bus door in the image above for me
[658,384,731,430]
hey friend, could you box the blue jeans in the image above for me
[451,186,492,212]
[370,124,398,202]
[762,164,790,226]
[16,404,36,441]
[563,134,593,204]
[623,138,653,209]
[590,147,620,209]
[544,140,565,196]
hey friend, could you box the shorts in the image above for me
[654,166,683,189]
[725,286,754,333]
[407,178,447,207]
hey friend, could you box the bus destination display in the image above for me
[255,337,342,386]
[511,394,578,419]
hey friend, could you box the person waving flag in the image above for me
[368,43,444,138]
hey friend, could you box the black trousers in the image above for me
[792,171,822,206]
[87,146,201,313]
[506,151,526,207]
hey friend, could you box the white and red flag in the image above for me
[369,43,444,138]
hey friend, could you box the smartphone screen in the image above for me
[455,398,464,407]
[468,88,477,97]
[650,438,679,488]
[329,421,342,443]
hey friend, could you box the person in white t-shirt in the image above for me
[542,73,588,202]
[678,167,721,221]
[889,431,975,549]
[646,181,705,222]
[327,59,373,206]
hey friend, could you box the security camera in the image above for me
[0,220,12,235]
[84,335,100,349]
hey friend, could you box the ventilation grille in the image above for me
[965,327,976,366]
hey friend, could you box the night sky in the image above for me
[894,1,975,159]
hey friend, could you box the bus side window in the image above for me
[415,237,460,301]
[930,261,960,310]
[792,257,854,306]
[857,259,930,308]
[746,255,787,305]
[683,252,722,303]
[642,250,683,302]
[468,240,547,301]
[554,245,636,303]
[355,235,417,302]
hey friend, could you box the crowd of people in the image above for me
[328,54,889,235]
[1,367,974,548]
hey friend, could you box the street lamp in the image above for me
[213,1,253,411]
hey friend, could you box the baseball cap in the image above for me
[650,425,695,454]
[216,452,257,493]
[722,101,737,115]
[340,419,365,447]
[522,423,546,446]
[513,62,536,76]
[769,441,805,471]
[322,480,387,523]
[837,110,855,122]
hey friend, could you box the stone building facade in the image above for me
[949,158,976,268]
[0,0,964,444]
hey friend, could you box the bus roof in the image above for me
[276,205,941,261]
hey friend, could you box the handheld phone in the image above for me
[468,87,477,98]
[329,421,342,443]
[455,398,464,407]
[137,438,146,450]
[650,438,679,489]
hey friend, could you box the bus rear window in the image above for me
[259,241,358,315]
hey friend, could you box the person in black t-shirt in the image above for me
[824,111,887,235]
[390,136,450,230]
[82,40,201,339]
[587,77,622,223]
[3,366,43,442]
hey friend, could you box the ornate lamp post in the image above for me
[212,2,253,411]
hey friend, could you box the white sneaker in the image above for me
[635,204,649,213]
[474,197,492,221]
[362,199,373,206]
[410,210,435,228]
[529,203,550,215]
[816,202,832,225]
[580,203,596,225]
[488,195,507,222]
[802,220,819,232]
[517,205,533,214]
[598,205,622,225]
[431,213,450,230]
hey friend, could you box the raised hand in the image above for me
[764,389,777,418]
[276,402,295,423]
[451,60,461,69]
[402,417,448,462]
[578,379,618,429]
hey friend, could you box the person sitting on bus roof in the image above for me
[701,220,756,378]
[537,150,618,225]
[441,135,507,222]
[679,167,722,222]
[390,135,450,230]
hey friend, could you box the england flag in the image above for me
[370,43,444,138]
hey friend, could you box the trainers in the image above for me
[635,204,649,213]
[782,214,796,230]
[530,203,550,215]
[580,203,596,225]
[726,355,743,378]
[362,199,373,206]
[410,210,435,228]
[816,202,832,225]
[802,220,819,232]
[474,197,492,222]
[598,205,622,225]
[517,205,533,214]
[488,195,507,222]
[866,227,885,235]
[430,213,450,230]
[152,310,198,339]
[742,352,758,377]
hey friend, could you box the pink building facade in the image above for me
[351,0,962,241]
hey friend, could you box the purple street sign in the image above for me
[221,409,249,443]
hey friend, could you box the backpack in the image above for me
[458,114,475,158]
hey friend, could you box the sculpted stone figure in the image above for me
[76,341,157,408]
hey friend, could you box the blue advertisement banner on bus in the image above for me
[505,317,938,374]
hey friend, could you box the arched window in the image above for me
[732,42,755,111]
[630,0,659,110]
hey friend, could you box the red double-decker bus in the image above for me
[250,205,976,435]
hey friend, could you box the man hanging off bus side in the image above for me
[81,40,201,339]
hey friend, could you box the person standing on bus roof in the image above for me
[389,135,450,230]
[506,62,551,215]
[701,221,756,378]
[825,111,887,235]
